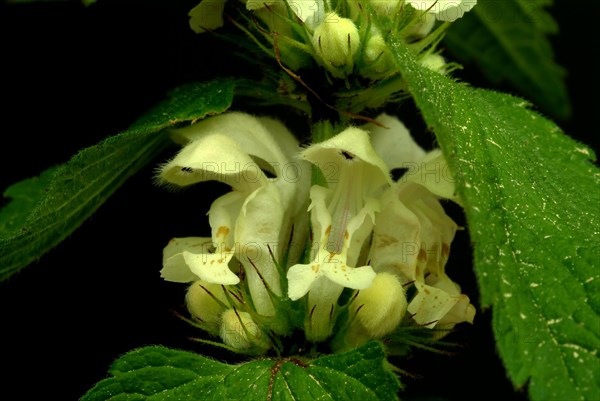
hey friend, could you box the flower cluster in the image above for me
[159,112,475,355]
[188,0,476,80]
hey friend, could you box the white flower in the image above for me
[286,126,390,340]
[188,0,324,33]
[159,112,310,316]
[365,114,475,329]
[405,0,477,22]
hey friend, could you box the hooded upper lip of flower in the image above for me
[158,111,310,316]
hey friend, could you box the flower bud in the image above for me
[360,32,393,79]
[403,12,436,40]
[220,309,271,354]
[420,53,447,74]
[311,12,360,78]
[369,0,401,15]
[350,272,407,337]
[186,280,236,335]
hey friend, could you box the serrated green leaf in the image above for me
[0,79,235,281]
[81,342,400,401]
[313,342,401,401]
[444,0,569,119]
[390,38,600,401]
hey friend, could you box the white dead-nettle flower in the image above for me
[159,112,310,317]
[189,0,324,33]
[366,114,475,329]
[405,0,477,22]
[287,126,392,340]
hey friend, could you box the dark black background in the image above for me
[0,1,597,400]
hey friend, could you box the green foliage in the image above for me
[0,79,235,281]
[81,342,400,401]
[0,166,58,237]
[390,37,600,401]
[514,0,558,33]
[444,0,570,119]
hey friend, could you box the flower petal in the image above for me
[183,250,240,285]
[397,182,457,269]
[161,237,213,283]
[302,126,392,189]
[307,185,332,244]
[362,113,426,170]
[236,184,285,315]
[345,196,379,267]
[370,188,421,281]
[404,149,461,204]
[305,276,344,341]
[170,112,297,178]
[407,281,460,327]
[437,294,476,327]
[208,191,246,251]
[159,133,268,193]
[287,262,321,301]
[322,260,376,290]
[285,0,325,29]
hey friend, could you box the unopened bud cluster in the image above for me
[187,0,477,82]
